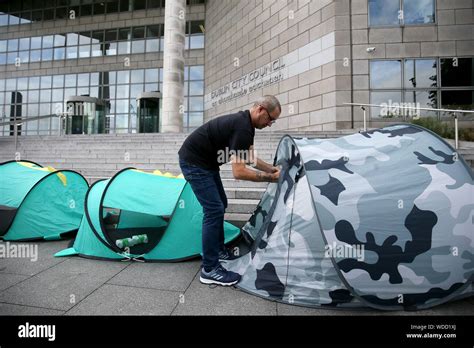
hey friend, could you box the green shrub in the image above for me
[410,117,474,142]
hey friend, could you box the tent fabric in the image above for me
[225,124,473,310]
[55,168,241,261]
[0,160,88,241]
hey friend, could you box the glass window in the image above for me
[30,49,41,62]
[188,97,203,111]
[39,103,51,116]
[66,33,79,46]
[115,100,129,113]
[190,35,204,49]
[117,70,130,84]
[91,44,103,57]
[42,35,54,48]
[133,27,145,39]
[55,7,68,19]
[403,0,435,24]
[27,103,39,115]
[118,28,131,41]
[77,73,89,87]
[43,9,54,20]
[92,31,104,45]
[370,60,402,89]
[29,77,40,89]
[106,0,119,13]
[64,88,76,99]
[145,68,159,83]
[16,78,28,91]
[94,2,106,15]
[118,41,130,54]
[405,90,438,117]
[18,51,29,63]
[131,69,144,83]
[40,89,52,103]
[116,85,129,98]
[78,45,90,58]
[54,34,66,47]
[42,49,53,61]
[89,86,99,98]
[65,74,77,87]
[41,76,52,89]
[53,75,64,88]
[28,90,39,103]
[120,0,130,12]
[441,58,474,88]
[6,52,17,64]
[79,32,91,45]
[54,47,65,60]
[105,29,117,42]
[144,83,159,92]
[77,87,89,96]
[31,10,43,22]
[19,38,30,51]
[189,81,204,95]
[9,14,21,25]
[81,4,92,16]
[148,0,162,9]
[106,42,117,55]
[0,40,6,52]
[189,66,204,80]
[370,91,402,118]
[0,53,6,65]
[404,59,437,88]
[368,0,400,26]
[134,0,146,10]
[66,46,78,59]
[441,90,474,114]
[146,39,159,52]
[0,14,8,26]
[130,83,144,98]
[189,112,203,127]
[31,37,42,49]
[146,25,160,38]
[8,39,18,52]
[131,40,145,54]
[90,73,99,85]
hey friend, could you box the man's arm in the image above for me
[247,145,278,173]
[231,154,280,183]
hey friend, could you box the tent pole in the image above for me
[454,114,459,150]
[361,106,367,132]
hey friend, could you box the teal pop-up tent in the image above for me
[55,168,241,261]
[0,160,88,241]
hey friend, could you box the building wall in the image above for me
[204,0,473,131]
[204,0,341,131]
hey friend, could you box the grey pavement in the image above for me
[0,239,472,316]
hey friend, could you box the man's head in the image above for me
[249,95,281,129]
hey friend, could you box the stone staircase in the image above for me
[1,130,472,226]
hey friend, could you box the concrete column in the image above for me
[161,0,186,133]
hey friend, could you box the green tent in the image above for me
[0,160,88,241]
[55,168,241,261]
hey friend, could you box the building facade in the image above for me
[0,0,473,136]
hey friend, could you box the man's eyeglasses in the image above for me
[259,105,277,124]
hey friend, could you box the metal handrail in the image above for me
[344,102,474,149]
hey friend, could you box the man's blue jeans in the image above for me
[179,159,227,270]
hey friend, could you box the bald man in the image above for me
[178,95,281,286]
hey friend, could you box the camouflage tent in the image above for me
[225,124,473,310]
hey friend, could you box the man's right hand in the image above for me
[270,169,280,182]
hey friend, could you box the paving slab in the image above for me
[107,259,201,292]
[65,284,180,315]
[172,273,277,316]
[0,239,71,276]
[0,303,64,315]
[0,273,30,292]
[0,258,128,311]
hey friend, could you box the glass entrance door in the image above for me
[137,98,160,133]
[65,97,106,134]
